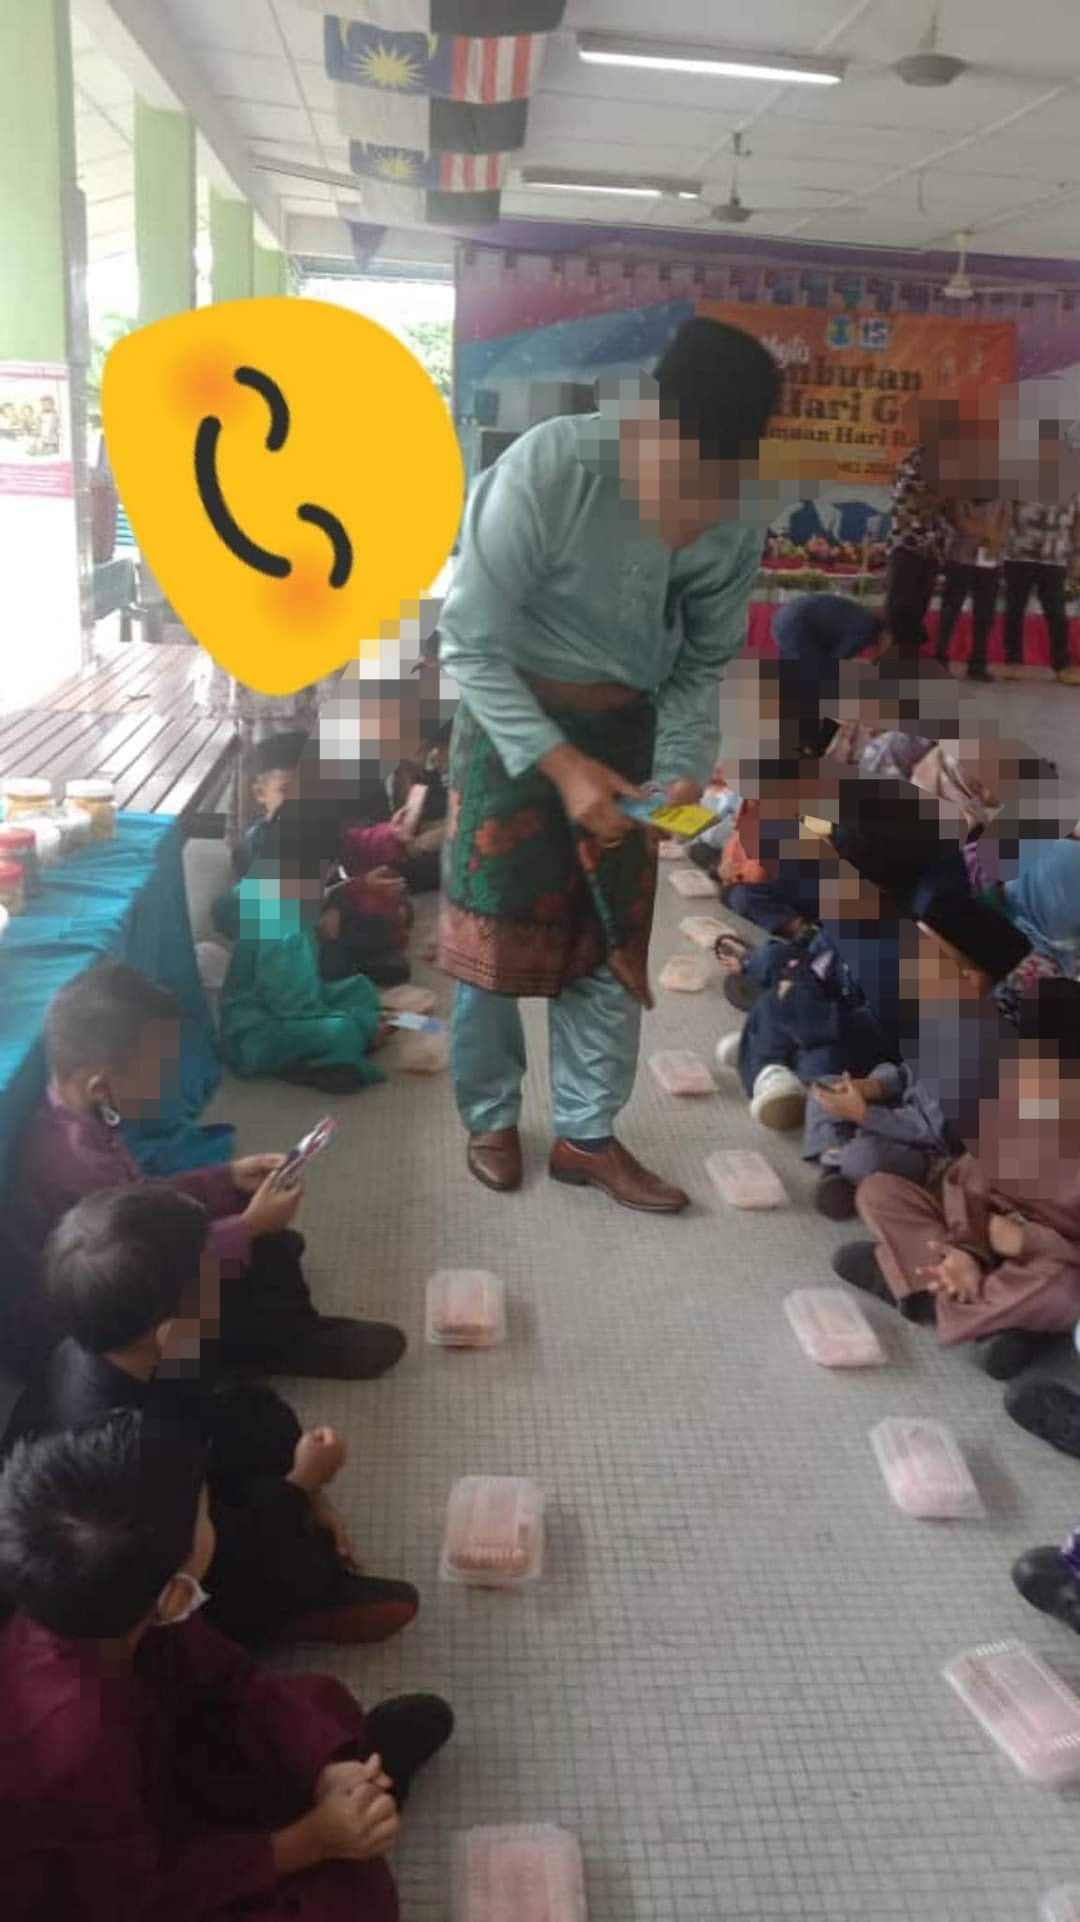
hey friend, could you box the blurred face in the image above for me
[1007,1042,1080,1123]
[905,922,990,1004]
[252,766,293,818]
[157,1253,221,1373]
[87,1017,180,1120]
[621,417,737,548]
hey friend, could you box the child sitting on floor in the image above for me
[0,1411,453,1921]
[8,961,403,1382]
[29,1185,419,1650]
[833,978,1080,1381]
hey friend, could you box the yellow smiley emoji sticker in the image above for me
[102,298,464,695]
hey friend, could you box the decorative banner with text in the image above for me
[696,302,1017,486]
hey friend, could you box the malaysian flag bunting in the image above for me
[344,178,500,232]
[335,88,527,150]
[349,141,507,191]
[304,3,565,32]
[324,17,546,103]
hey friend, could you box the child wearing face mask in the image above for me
[833,978,1080,1380]
[0,1411,453,1922]
[6,961,405,1383]
[24,1185,419,1652]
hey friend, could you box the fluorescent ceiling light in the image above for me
[520,167,701,200]
[577,32,844,86]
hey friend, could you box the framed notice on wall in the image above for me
[0,361,74,499]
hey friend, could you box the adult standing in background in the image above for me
[934,495,1010,681]
[437,319,780,1212]
[884,438,951,660]
[1002,494,1080,683]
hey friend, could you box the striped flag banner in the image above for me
[344,179,501,232]
[324,17,546,101]
[334,87,527,151]
[305,3,566,31]
[350,141,507,191]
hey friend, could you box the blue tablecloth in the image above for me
[0,814,232,1195]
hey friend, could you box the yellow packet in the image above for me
[648,803,718,840]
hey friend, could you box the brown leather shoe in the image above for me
[549,1138,689,1214]
[467,1127,523,1193]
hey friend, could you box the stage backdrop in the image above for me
[452,240,1080,569]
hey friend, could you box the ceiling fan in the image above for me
[892,2,1059,87]
[691,134,865,227]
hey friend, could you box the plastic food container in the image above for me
[679,915,727,948]
[16,813,62,867]
[658,954,709,993]
[668,867,717,898]
[1041,1886,1080,1922]
[442,1477,545,1587]
[381,983,436,1016]
[870,1418,982,1519]
[65,779,116,841]
[784,1288,884,1368]
[706,1149,787,1210]
[397,1029,449,1074]
[657,839,685,861]
[453,1825,586,1922]
[427,1270,507,1349]
[2,777,52,821]
[944,1641,1080,1784]
[53,803,92,854]
[649,1051,715,1097]
[0,859,25,917]
[0,824,39,895]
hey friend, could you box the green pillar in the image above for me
[135,102,195,324]
[210,191,254,303]
[254,245,289,298]
[0,0,78,360]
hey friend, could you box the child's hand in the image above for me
[232,1153,287,1194]
[243,1169,303,1238]
[366,866,408,901]
[988,1212,1025,1260]
[918,1240,984,1303]
[289,1425,346,1492]
[316,1755,392,1803]
[307,1779,400,1862]
[311,1489,360,1566]
[813,1074,868,1126]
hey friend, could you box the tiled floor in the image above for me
[210,678,1080,1921]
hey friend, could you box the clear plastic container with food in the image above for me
[0,859,25,917]
[453,1824,586,1922]
[649,1051,715,1097]
[784,1288,885,1368]
[54,803,92,854]
[398,1029,450,1074]
[706,1149,788,1210]
[1041,1886,1080,1922]
[65,779,116,841]
[679,915,727,948]
[2,777,52,822]
[442,1476,545,1587]
[381,983,436,1016]
[658,954,709,993]
[657,839,685,862]
[944,1641,1080,1784]
[870,1417,982,1519]
[427,1270,507,1349]
[17,813,62,867]
[669,867,717,898]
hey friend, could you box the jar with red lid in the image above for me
[0,859,25,917]
[0,824,40,895]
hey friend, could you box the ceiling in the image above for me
[71,0,1080,269]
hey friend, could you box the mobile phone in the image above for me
[272,1115,337,1190]
[400,782,429,837]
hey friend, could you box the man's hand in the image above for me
[232,1153,286,1194]
[539,744,639,847]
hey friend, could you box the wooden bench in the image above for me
[0,644,236,831]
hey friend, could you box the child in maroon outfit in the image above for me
[0,1412,452,1922]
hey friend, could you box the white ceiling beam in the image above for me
[72,0,285,246]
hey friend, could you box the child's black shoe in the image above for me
[1005,1379,1080,1458]
[1012,1547,1080,1634]
[814,1171,857,1221]
[977,1329,1055,1382]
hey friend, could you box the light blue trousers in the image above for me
[451,969,642,1139]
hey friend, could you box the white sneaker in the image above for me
[750,1065,806,1132]
[715,1031,742,1071]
